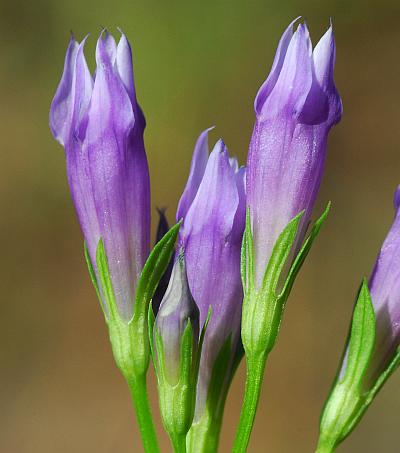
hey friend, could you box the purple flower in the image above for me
[360,186,400,385]
[177,130,246,419]
[246,20,342,287]
[50,31,150,321]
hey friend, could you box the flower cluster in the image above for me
[49,18,400,453]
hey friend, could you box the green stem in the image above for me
[127,374,159,453]
[315,438,336,453]
[232,353,267,453]
[171,433,187,453]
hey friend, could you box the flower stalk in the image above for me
[234,18,341,451]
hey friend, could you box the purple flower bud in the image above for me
[178,130,246,418]
[247,20,342,287]
[49,31,150,320]
[155,254,200,385]
[363,186,400,385]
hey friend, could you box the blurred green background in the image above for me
[1,0,400,451]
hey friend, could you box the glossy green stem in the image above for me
[127,374,159,453]
[232,353,267,453]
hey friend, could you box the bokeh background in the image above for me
[2,0,400,451]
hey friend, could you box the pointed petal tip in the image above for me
[96,29,117,66]
[49,36,81,145]
[214,138,227,154]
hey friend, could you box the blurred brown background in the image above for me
[1,0,400,451]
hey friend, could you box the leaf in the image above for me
[133,221,182,322]
[278,202,330,304]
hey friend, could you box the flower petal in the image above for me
[83,33,136,320]
[255,17,298,115]
[258,22,313,121]
[176,127,214,221]
[49,36,79,146]
[312,24,343,125]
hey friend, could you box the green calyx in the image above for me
[317,280,400,452]
[233,204,330,453]
[149,306,211,452]
[241,202,331,358]
[84,222,181,453]
[84,220,181,380]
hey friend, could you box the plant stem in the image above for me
[232,353,267,453]
[126,374,159,453]
[171,433,187,453]
[315,438,336,453]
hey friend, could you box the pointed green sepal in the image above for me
[134,220,182,321]
[241,205,330,357]
[95,239,120,320]
[278,202,331,305]
[341,347,400,444]
[129,221,182,376]
[148,301,157,372]
[83,239,163,452]
[318,280,400,453]
[84,241,106,317]
[342,279,376,387]
[241,209,255,296]
[259,210,304,299]
[194,307,212,380]
[317,280,376,451]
